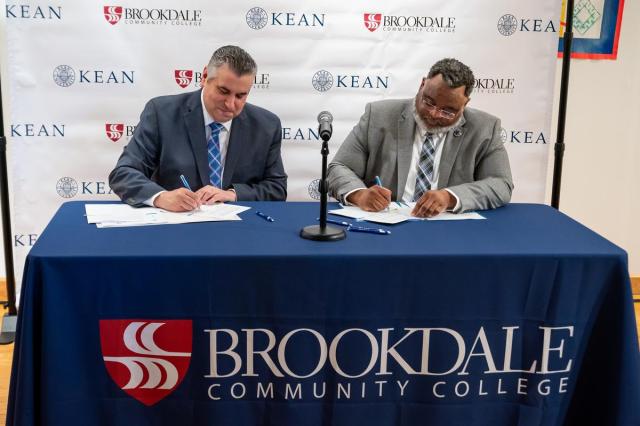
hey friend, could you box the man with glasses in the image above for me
[327,58,512,217]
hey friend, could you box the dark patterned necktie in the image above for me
[207,122,224,187]
[413,133,435,201]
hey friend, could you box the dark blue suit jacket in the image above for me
[109,89,287,205]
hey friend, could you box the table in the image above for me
[6,202,640,425]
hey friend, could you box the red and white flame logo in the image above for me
[100,320,192,406]
[174,70,193,88]
[364,13,382,32]
[105,123,124,142]
[104,6,123,25]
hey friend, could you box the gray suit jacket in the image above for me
[109,90,287,206]
[327,99,513,212]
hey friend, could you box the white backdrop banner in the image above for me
[2,0,561,295]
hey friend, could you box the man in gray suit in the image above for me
[327,58,512,218]
[109,45,287,212]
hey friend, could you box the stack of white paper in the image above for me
[329,202,484,224]
[85,204,251,228]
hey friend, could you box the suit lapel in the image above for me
[396,101,416,196]
[438,114,467,188]
[183,90,209,187]
[222,107,247,188]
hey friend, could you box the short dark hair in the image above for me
[427,58,475,97]
[207,45,257,78]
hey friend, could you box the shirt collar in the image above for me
[200,89,232,131]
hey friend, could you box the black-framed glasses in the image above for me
[420,98,458,119]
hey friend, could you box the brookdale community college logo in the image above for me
[102,5,202,26]
[56,177,78,198]
[363,13,382,32]
[312,70,333,92]
[105,123,124,142]
[246,7,268,30]
[100,320,192,406]
[175,69,194,88]
[497,14,518,36]
[103,5,122,25]
[53,65,75,87]
[308,179,321,200]
[362,13,455,33]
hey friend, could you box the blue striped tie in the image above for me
[413,133,436,202]
[207,122,224,187]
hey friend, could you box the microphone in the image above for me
[300,111,345,241]
[317,111,333,141]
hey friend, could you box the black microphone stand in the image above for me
[300,125,346,241]
[551,0,574,209]
[0,74,17,344]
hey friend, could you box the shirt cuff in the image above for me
[342,187,366,205]
[444,189,461,212]
[144,191,165,207]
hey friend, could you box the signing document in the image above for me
[329,202,484,225]
[85,203,250,228]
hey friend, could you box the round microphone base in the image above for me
[300,224,346,241]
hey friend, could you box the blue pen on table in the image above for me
[256,211,275,222]
[318,217,350,227]
[179,174,192,191]
[348,225,391,235]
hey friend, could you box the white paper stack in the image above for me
[85,204,251,228]
[329,202,484,224]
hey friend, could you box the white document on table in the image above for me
[329,202,484,224]
[85,203,250,227]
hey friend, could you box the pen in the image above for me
[318,217,350,227]
[348,225,391,235]
[179,174,192,191]
[256,211,275,222]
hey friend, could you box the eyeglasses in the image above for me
[420,97,459,119]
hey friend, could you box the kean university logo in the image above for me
[312,70,333,92]
[246,7,268,29]
[53,65,75,87]
[100,320,192,406]
[308,179,321,200]
[56,177,78,198]
[497,14,518,36]
[104,6,123,25]
[174,70,193,88]
[363,13,382,32]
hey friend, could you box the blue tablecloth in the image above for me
[7,202,640,425]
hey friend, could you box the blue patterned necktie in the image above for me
[413,132,436,202]
[207,122,224,187]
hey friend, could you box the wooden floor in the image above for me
[0,306,638,425]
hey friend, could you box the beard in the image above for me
[424,115,463,134]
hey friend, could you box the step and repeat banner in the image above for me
[3,1,561,293]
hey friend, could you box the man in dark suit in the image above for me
[109,45,287,212]
[327,58,512,218]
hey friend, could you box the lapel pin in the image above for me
[453,129,463,137]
